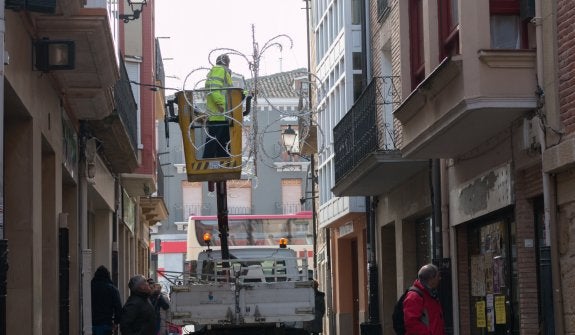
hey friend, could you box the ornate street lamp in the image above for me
[281,125,299,155]
[120,0,148,23]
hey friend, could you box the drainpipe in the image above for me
[533,0,565,333]
[431,159,442,261]
[112,178,120,287]
[361,196,381,335]
[535,119,564,334]
[442,160,459,334]
[325,228,336,335]
[79,123,93,335]
[0,1,6,334]
[360,1,380,332]
[440,160,450,259]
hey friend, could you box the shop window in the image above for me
[438,0,459,61]
[467,216,518,334]
[489,0,532,49]
[409,0,425,90]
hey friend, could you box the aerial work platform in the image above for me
[175,88,246,182]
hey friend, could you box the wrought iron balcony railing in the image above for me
[275,202,310,214]
[114,58,139,153]
[183,204,252,217]
[183,203,212,217]
[333,76,400,183]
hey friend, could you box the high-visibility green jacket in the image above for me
[205,65,233,121]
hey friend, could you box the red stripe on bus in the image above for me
[189,211,312,221]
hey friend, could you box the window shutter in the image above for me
[282,179,303,214]
[182,182,202,217]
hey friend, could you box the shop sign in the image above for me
[123,190,136,233]
[450,163,513,225]
[338,221,354,237]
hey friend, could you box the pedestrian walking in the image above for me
[91,265,122,335]
[403,263,445,335]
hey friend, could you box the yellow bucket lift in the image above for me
[172,88,247,182]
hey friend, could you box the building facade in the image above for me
[0,0,166,334]
[308,0,372,334]
[332,0,570,334]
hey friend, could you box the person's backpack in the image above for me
[392,286,423,335]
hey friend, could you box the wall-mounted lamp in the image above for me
[281,125,300,155]
[33,38,75,72]
[119,0,148,23]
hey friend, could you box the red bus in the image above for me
[186,211,314,265]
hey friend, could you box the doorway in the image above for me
[467,214,517,334]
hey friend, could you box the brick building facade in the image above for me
[331,0,573,334]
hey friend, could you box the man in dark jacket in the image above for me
[120,275,156,335]
[403,264,445,335]
[304,280,326,334]
[91,265,122,335]
[148,279,170,335]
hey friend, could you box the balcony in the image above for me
[183,203,213,217]
[86,57,138,173]
[275,202,312,214]
[140,196,169,226]
[394,51,537,159]
[332,77,427,196]
[34,4,119,120]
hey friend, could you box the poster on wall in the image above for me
[493,256,505,294]
[484,252,494,293]
[481,223,502,254]
[476,300,486,328]
[486,294,495,332]
[495,295,507,324]
[471,255,485,296]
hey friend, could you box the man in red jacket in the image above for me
[403,264,445,335]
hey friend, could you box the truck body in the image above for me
[170,247,315,335]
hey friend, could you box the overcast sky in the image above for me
[155,0,309,91]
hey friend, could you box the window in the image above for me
[352,52,362,70]
[353,74,363,102]
[438,0,460,60]
[409,0,425,89]
[227,180,252,214]
[351,0,361,25]
[182,182,203,217]
[281,179,303,214]
[489,0,531,49]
